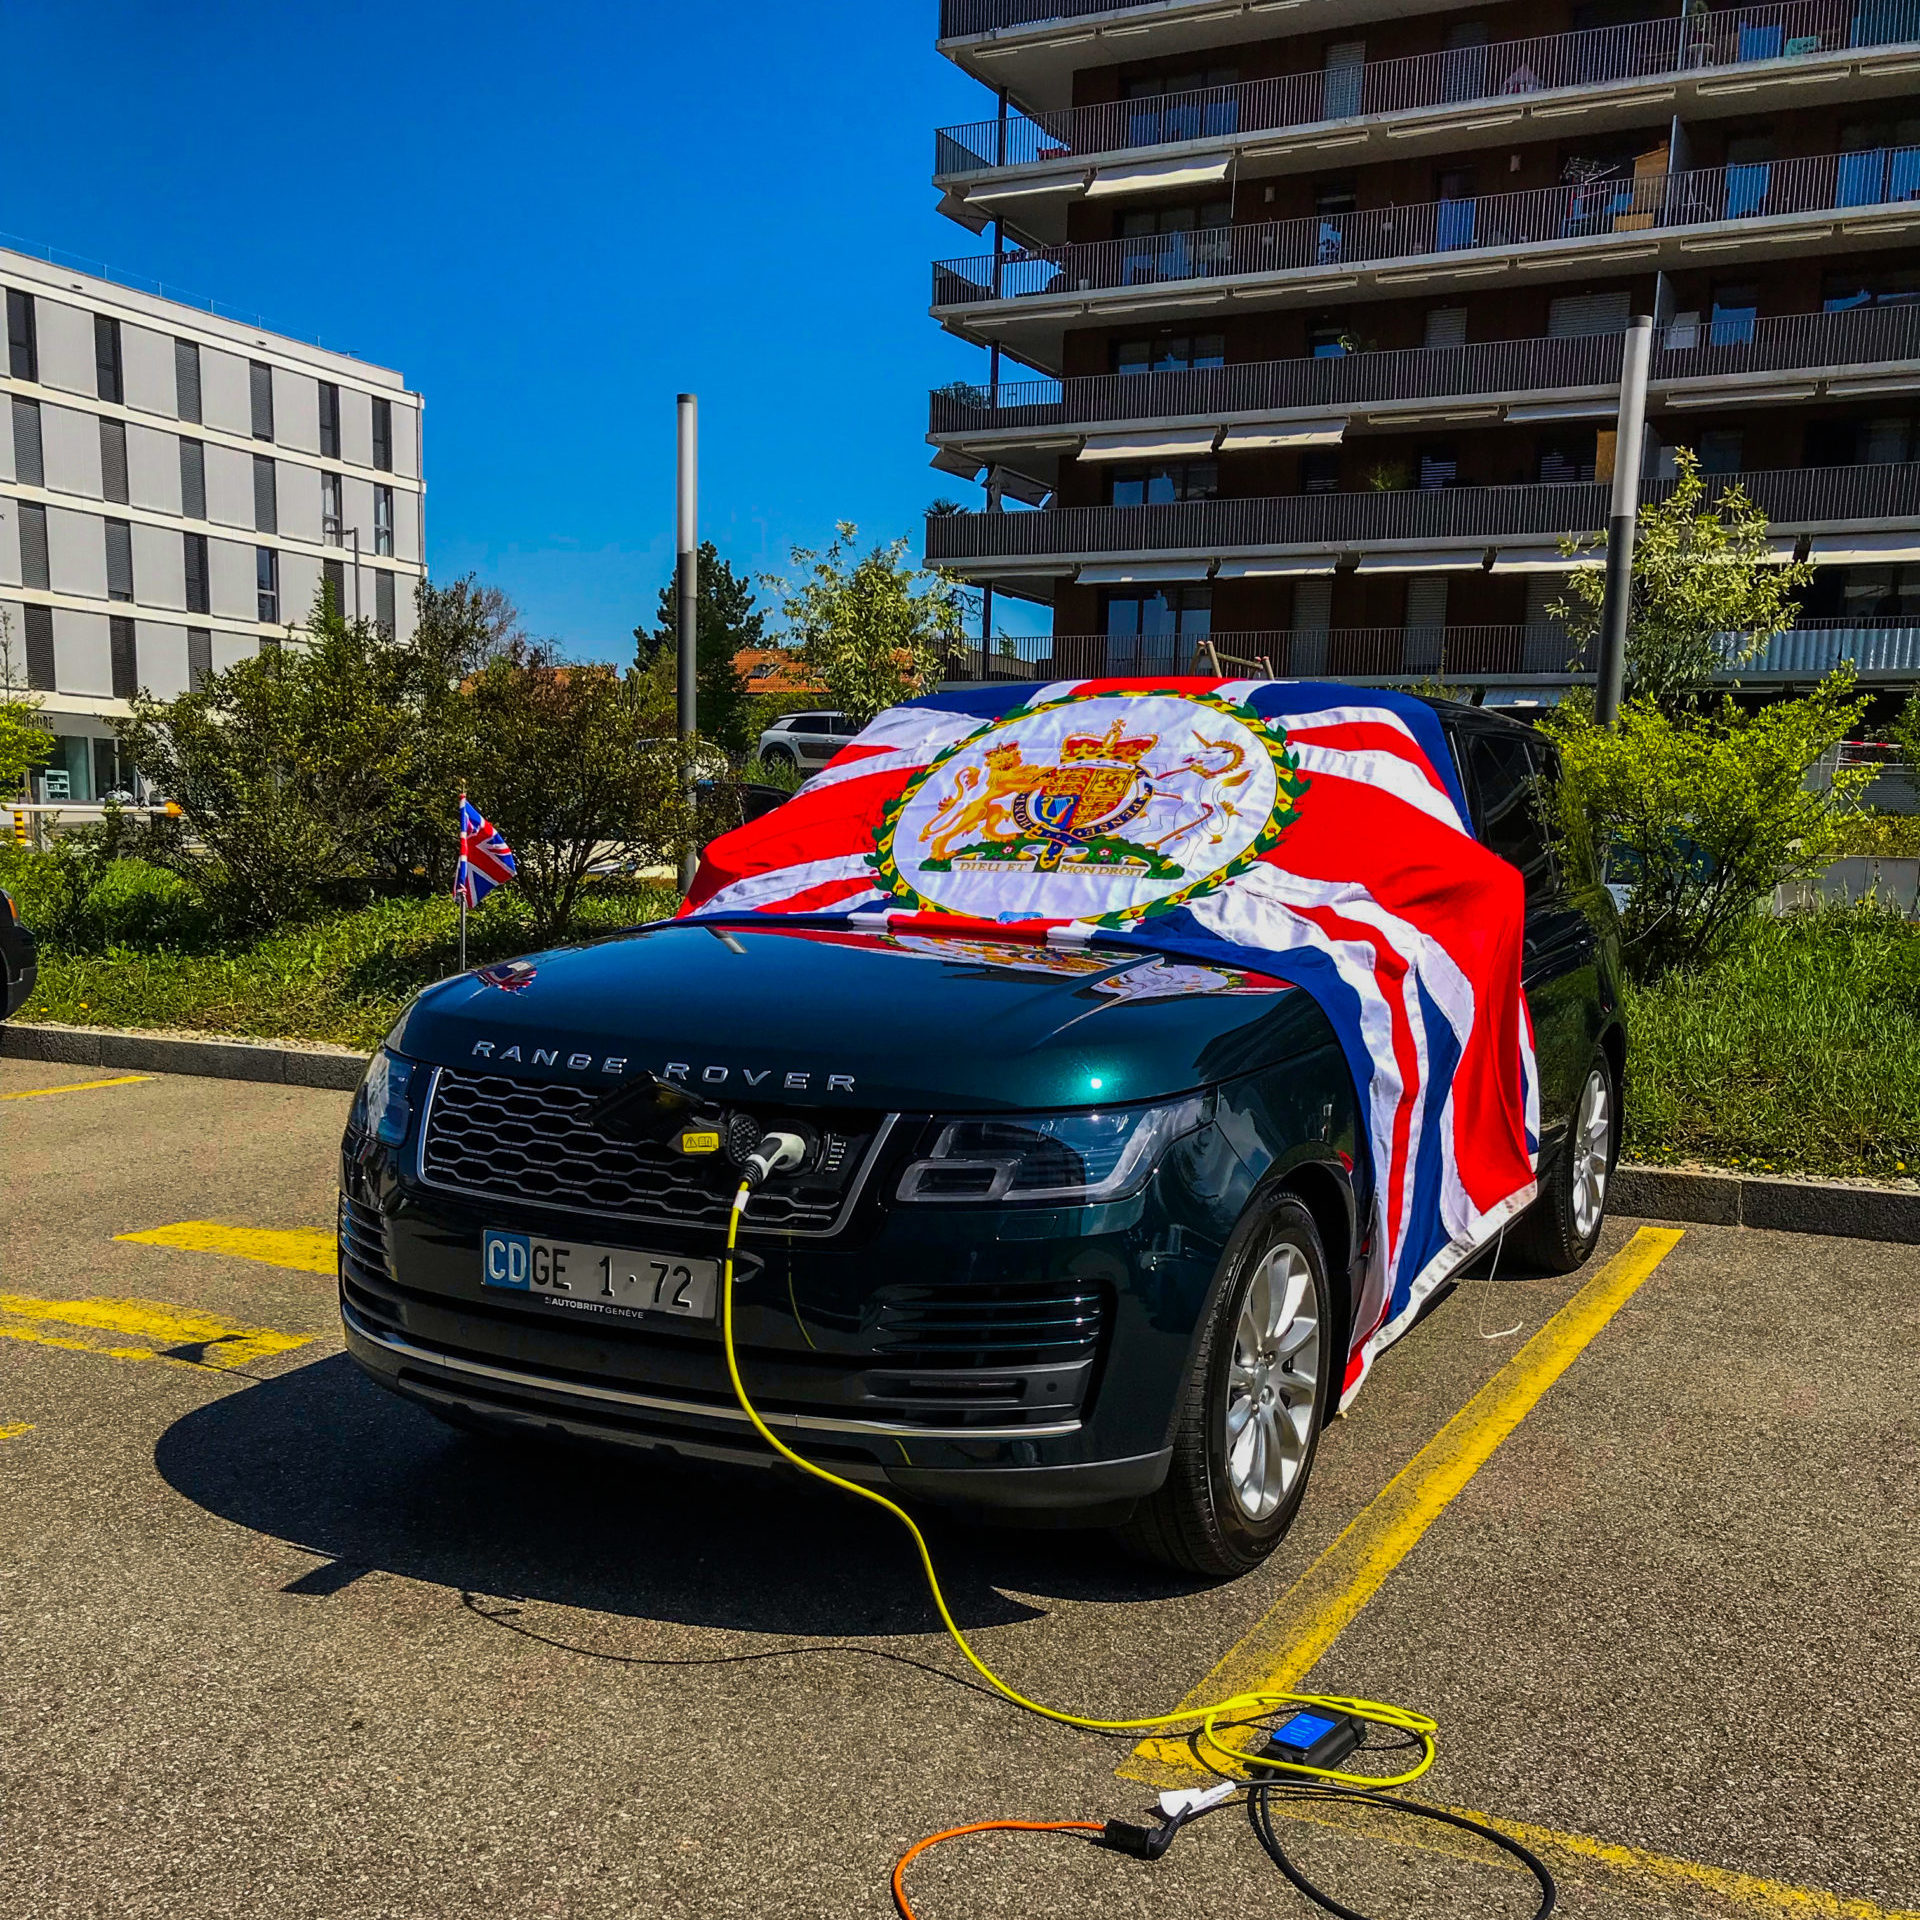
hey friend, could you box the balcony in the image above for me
[925,463,1920,577]
[948,618,1920,684]
[936,0,1920,229]
[929,303,1920,477]
[932,147,1920,365]
[940,0,1154,34]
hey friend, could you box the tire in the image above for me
[763,747,798,773]
[1120,1195,1334,1579]
[1508,1051,1616,1276]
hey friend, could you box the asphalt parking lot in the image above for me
[3,1057,1916,1920]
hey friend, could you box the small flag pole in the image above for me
[457,789,468,974]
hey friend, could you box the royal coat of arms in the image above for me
[875,689,1308,927]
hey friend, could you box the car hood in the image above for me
[387,920,1335,1111]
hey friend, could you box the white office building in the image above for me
[0,247,424,803]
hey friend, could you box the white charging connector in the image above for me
[743,1130,809,1190]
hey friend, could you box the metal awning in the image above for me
[929,447,984,482]
[1075,560,1214,585]
[1666,385,1817,409]
[964,170,1089,211]
[1354,549,1489,574]
[1218,420,1347,450]
[1504,400,1618,423]
[1077,428,1220,461]
[1213,556,1338,578]
[1490,546,1602,573]
[1085,155,1233,198]
[1809,533,1920,564]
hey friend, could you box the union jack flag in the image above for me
[454,796,516,909]
[682,678,1539,1409]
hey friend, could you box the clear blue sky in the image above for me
[0,0,1024,658]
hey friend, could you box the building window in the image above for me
[18,501,50,589]
[180,438,207,519]
[371,397,393,471]
[1301,448,1342,493]
[1123,66,1239,145]
[100,417,130,504]
[1424,306,1469,349]
[1113,333,1225,376]
[1710,282,1759,347]
[109,616,138,701]
[1103,587,1208,668]
[375,568,395,636]
[95,314,124,404]
[256,545,280,622]
[188,626,212,692]
[174,338,202,423]
[1417,445,1459,490]
[253,454,278,535]
[1307,315,1351,358]
[184,532,210,615]
[105,519,135,602]
[1538,431,1598,484]
[321,470,343,542]
[22,604,56,691]
[318,382,341,459]
[1109,459,1217,506]
[7,288,37,382]
[373,484,394,555]
[11,395,44,487]
[249,360,275,440]
[1824,267,1920,311]
[1697,429,1744,474]
[323,557,346,617]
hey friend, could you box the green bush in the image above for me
[1625,903,1920,1177]
[1544,670,1870,978]
[0,847,88,945]
[80,859,201,949]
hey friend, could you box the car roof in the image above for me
[1409,695,1548,742]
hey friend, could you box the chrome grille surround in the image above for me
[415,1067,894,1237]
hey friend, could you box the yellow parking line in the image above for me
[114,1220,338,1275]
[1263,1791,1916,1920]
[0,1293,310,1369]
[0,1074,153,1102]
[0,1422,33,1441]
[1122,1225,1686,1785]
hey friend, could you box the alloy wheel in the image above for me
[1224,1243,1322,1522]
[1571,1065,1612,1241]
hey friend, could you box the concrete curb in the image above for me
[0,1020,369,1092]
[4,1019,1915,1241]
[1613,1163,1920,1244]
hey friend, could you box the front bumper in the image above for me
[338,1108,1256,1517]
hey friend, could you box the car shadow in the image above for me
[153,1354,1209,1641]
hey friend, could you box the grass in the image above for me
[16,881,680,1053]
[1623,904,1920,1180]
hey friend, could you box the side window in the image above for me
[1464,730,1554,904]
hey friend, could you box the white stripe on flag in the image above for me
[1286,743,1470,835]
[691,855,886,917]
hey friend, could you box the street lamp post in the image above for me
[677,394,699,892]
[1595,314,1654,725]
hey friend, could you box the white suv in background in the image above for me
[755,711,857,774]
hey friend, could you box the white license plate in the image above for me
[481,1230,719,1324]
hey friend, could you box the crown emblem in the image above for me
[1060,717,1158,765]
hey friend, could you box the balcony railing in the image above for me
[930,302,1920,435]
[949,617,1920,682]
[933,147,1920,308]
[936,0,1906,176]
[941,0,1153,35]
[925,464,1920,563]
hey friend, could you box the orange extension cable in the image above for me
[892,1821,1106,1920]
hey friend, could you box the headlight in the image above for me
[350,1048,418,1147]
[896,1094,1205,1206]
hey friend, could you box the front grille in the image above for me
[417,1069,885,1236]
[338,1195,390,1290]
[870,1279,1107,1368]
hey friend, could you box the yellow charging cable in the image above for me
[720,1182,1436,1786]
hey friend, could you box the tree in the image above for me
[117,585,478,926]
[464,643,695,939]
[772,524,965,726]
[0,610,54,800]
[635,541,763,757]
[1552,449,1814,716]
[1543,669,1870,978]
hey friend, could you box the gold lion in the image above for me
[919,741,1049,861]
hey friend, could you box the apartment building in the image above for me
[1,248,424,802]
[923,0,1920,697]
